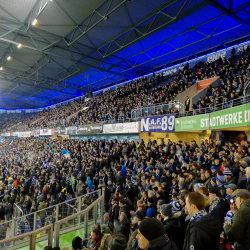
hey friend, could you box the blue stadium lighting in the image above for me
[1,39,249,113]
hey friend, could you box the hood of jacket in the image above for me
[99,234,111,250]
[240,198,250,209]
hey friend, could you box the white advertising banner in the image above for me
[18,131,31,138]
[40,129,52,136]
[103,122,140,134]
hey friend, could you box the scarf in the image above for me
[190,209,207,221]
[209,196,221,213]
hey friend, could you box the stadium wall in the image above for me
[139,132,200,144]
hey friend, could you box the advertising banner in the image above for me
[77,124,103,134]
[69,134,140,142]
[58,128,66,135]
[103,122,140,134]
[34,130,40,137]
[175,114,210,131]
[77,125,88,134]
[66,126,77,135]
[18,131,31,137]
[40,129,52,136]
[209,104,250,129]
[1,133,10,137]
[141,115,175,132]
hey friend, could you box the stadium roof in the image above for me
[0,0,250,109]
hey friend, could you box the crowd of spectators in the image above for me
[189,51,250,114]
[0,137,249,250]
[2,46,250,132]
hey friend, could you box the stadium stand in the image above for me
[1,46,250,133]
[0,138,249,249]
[2,1,250,250]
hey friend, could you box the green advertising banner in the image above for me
[209,104,250,129]
[175,104,250,131]
[175,114,210,131]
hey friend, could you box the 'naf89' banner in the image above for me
[141,114,175,132]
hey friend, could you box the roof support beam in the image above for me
[203,0,250,29]
[0,37,127,78]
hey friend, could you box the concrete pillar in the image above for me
[245,131,250,141]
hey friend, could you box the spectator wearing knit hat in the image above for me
[104,212,114,234]
[136,218,178,250]
[210,166,218,177]
[109,234,127,250]
[157,204,181,248]
[193,183,204,192]
[223,168,237,185]
[72,236,82,250]
[209,187,229,227]
[216,176,227,197]
[171,201,181,215]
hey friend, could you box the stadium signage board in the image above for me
[175,104,250,131]
[18,131,31,137]
[77,125,88,134]
[40,129,52,136]
[66,126,77,135]
[34,130,40,137]
[77,124,103,134]
[175,114,210,131]
[141,115,175,132]
[103,122,140,134]
[209,104,250,129]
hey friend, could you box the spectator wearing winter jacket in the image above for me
[209,187,229,227]
[223,168,237,185]
[157,204,181,248]
[117,213,130,241]
[246,167,250,192]
[183,192,221,250]
[224,189,250,250]
[23,195,32,214]
[120,165,127,179]
[237,162,247,188]
[104,212,114,234]
[136,218,178,250]
[216,176,227,197]
[108,234,127,250]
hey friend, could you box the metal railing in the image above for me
[181,95,250,117]
[131,101,184,118]
[0,194,104,249]
[0,224,53,250]
[243,75,250,96]
[13,203,23,218]
[54,194,104,247]
[0,190,99,249]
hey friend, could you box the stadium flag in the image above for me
[61,150,70,158]
[9,141,13,146]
